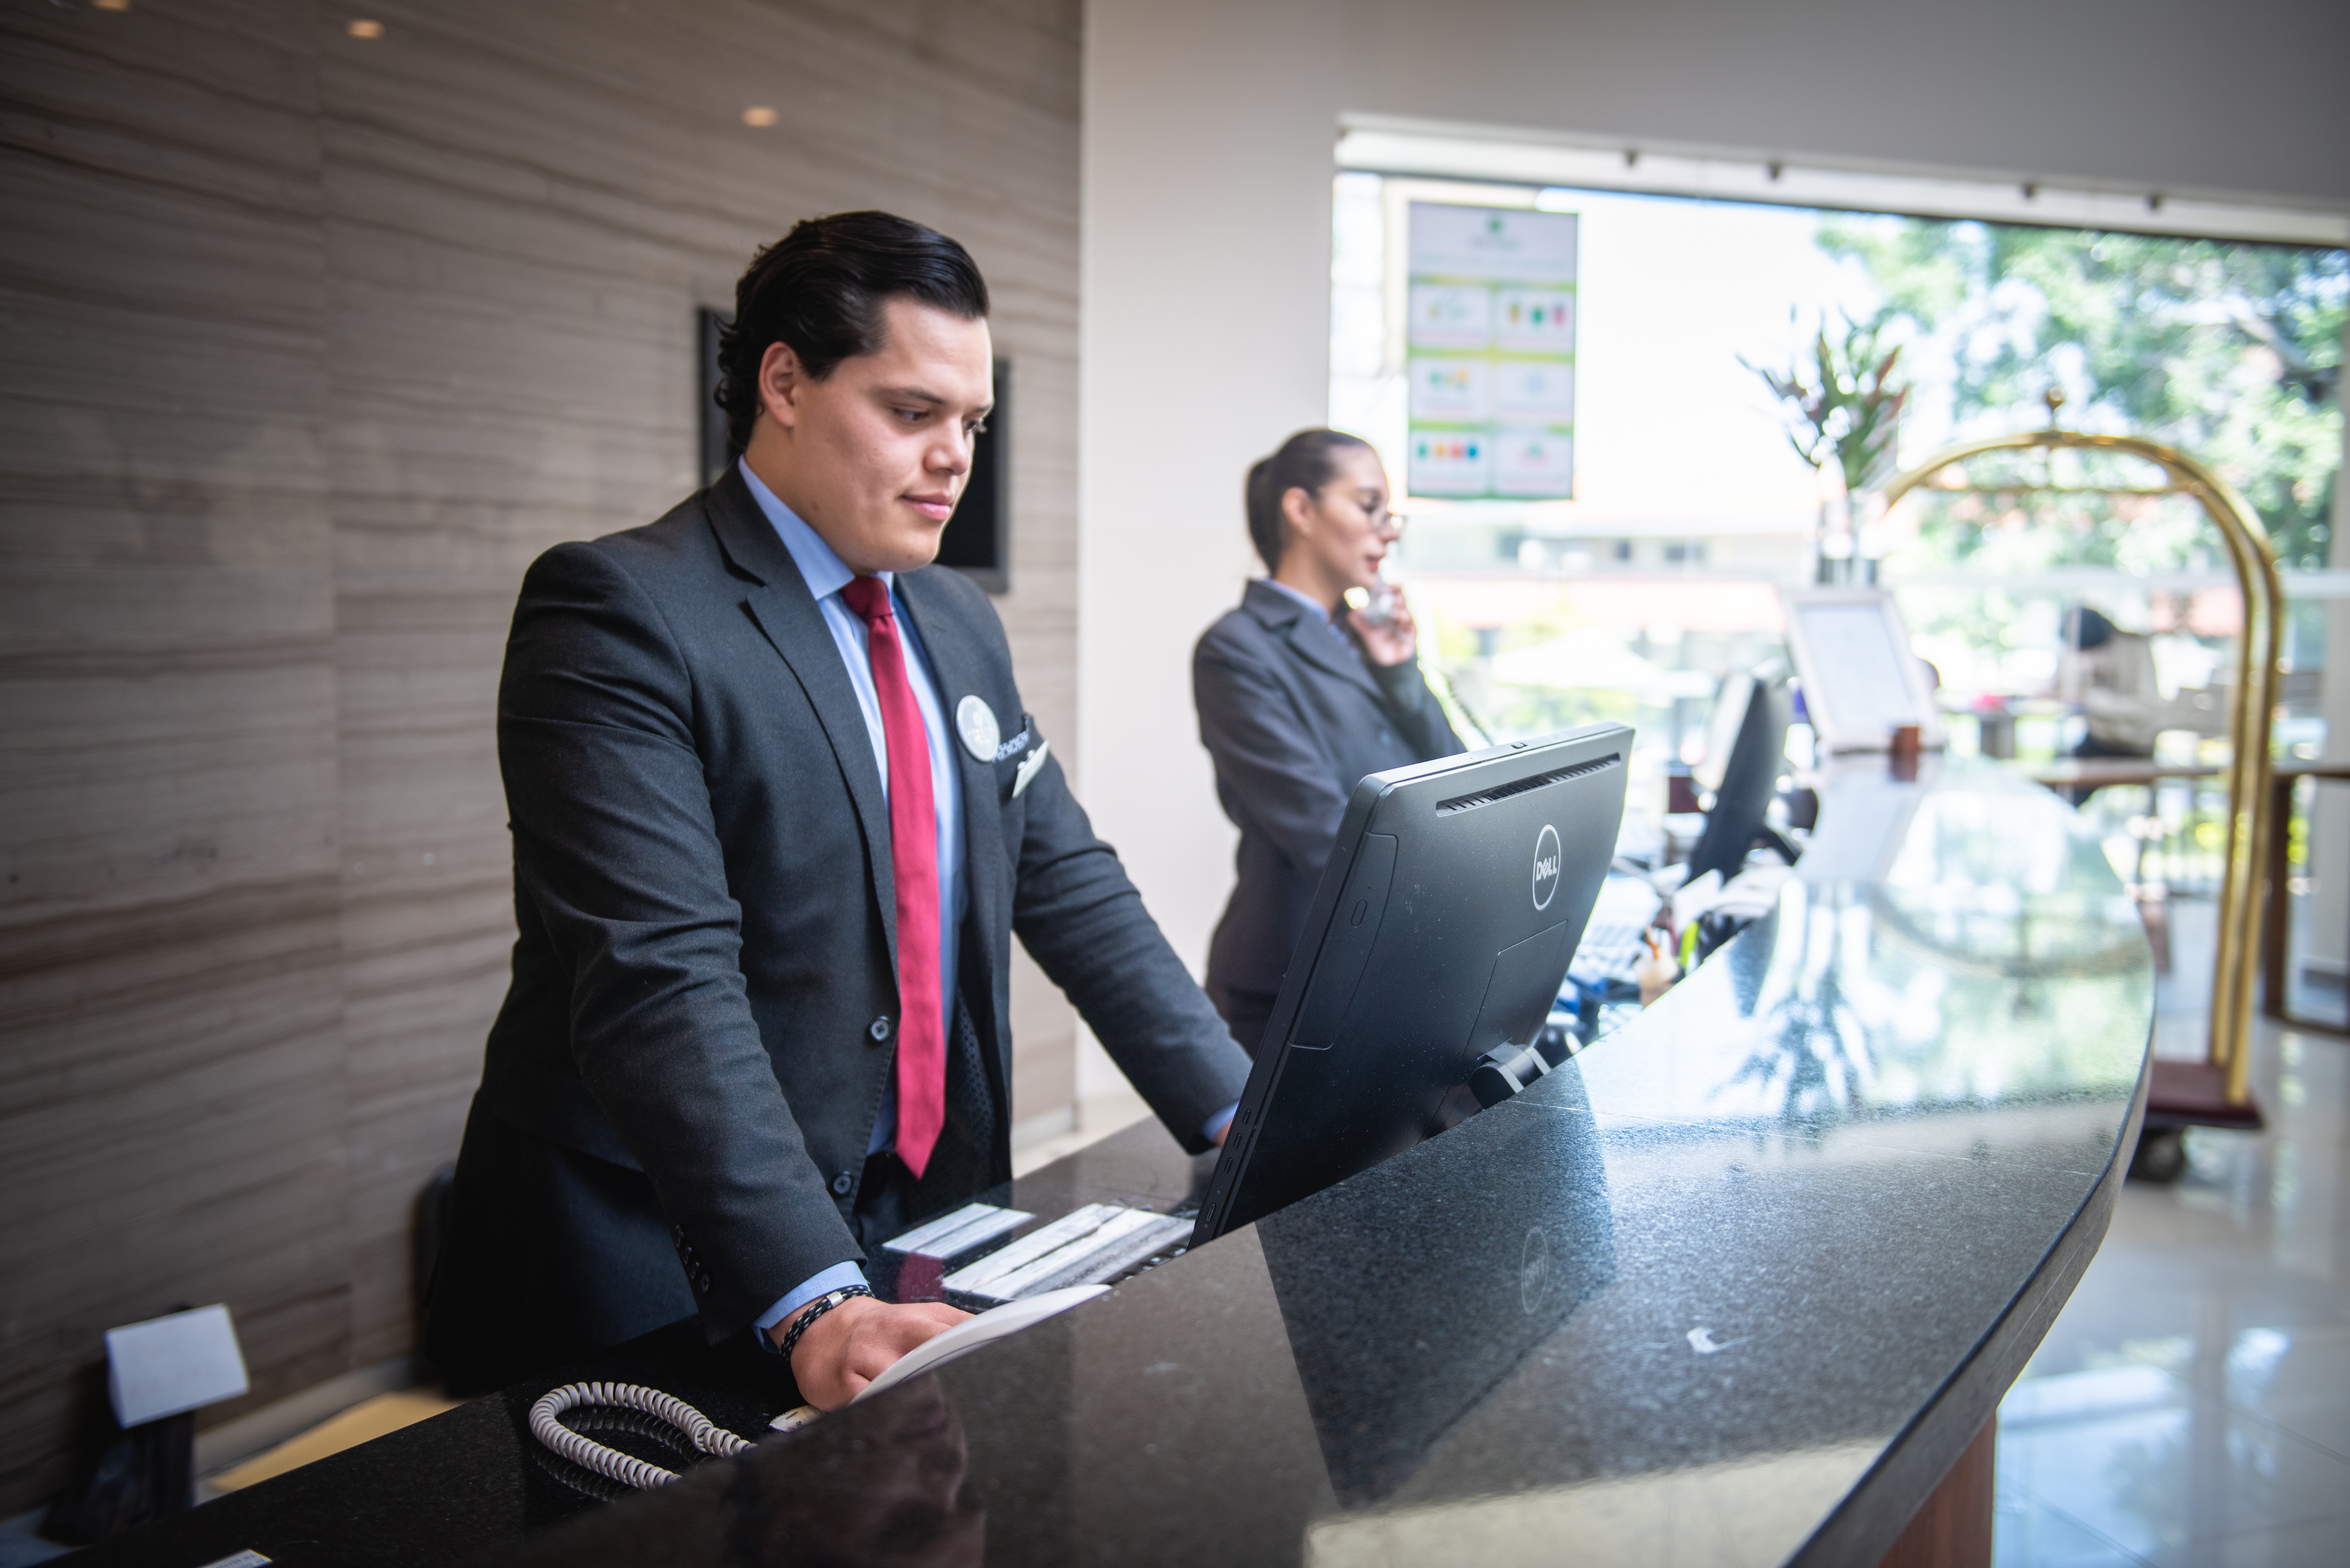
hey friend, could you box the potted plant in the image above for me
[1745,315,1911,583]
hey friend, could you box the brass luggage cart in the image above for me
[1880,408,2283,1173]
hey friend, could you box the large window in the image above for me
[1333,169,2346,810]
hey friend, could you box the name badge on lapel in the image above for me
[955,695,1000,763]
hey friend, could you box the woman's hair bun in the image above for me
[1245,429,1371,571]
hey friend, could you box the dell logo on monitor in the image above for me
[1531,824,1561,910]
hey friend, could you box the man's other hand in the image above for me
[777,1296,970,1410]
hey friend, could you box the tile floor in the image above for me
[1994,973,2350,1563]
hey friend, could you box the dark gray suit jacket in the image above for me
[433,468,1248,1374]
[1193,580,1465,1012]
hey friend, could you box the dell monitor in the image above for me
[1192,723,1631,1245]
[1685,663,1794,884]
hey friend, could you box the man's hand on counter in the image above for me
[778,1109,1229,1407]
[779,1296,971,1409]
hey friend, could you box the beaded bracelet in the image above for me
[777,1284,874,1363]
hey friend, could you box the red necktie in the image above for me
[840,576,945,1178]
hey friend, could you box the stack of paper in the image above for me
[939,1204,1192,1306]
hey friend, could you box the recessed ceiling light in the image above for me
[742,106,778,128]
[92,0,131,12]
[348,19,384,39]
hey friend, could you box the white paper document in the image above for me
[838,1285,1107,1408]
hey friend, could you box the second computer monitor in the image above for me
[1686,664,1792,884]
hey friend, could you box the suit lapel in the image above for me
[1265,592,1383,700]
[703,471,900,967]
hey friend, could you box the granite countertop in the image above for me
[84,757,2154,1567]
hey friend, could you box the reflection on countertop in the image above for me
[507,1374,985,1568]
[495,760,2154,1568]
[78,759,2159,1568]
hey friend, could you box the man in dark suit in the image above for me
[425,213,1248,1406]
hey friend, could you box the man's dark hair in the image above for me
[714,211,989,455]
[1245,428,1372,571]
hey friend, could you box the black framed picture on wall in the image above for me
[933,358,1008,594]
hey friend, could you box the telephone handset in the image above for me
[1342,581,1399,628]
[528,1284,1108,1490]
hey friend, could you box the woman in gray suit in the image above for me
[1193,429,1465,1055]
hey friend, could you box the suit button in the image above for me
[832,1172,855,1196]
[869,1016,892,1042]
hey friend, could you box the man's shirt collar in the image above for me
[739,458,889,602]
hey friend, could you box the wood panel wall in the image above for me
[0,0,1081,1510]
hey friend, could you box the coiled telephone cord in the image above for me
[528,1381,754,1490]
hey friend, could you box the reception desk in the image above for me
[82,757,2154,1567]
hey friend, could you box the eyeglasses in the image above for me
[1324,488,1403,539]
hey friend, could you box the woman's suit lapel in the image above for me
[1243,579,1382,702]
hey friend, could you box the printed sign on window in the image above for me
[1405,203,1577,500]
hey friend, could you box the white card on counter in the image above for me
[107,1303,249,1427]
[848,1285,1108,1406]
[880,1202,1032,1259]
